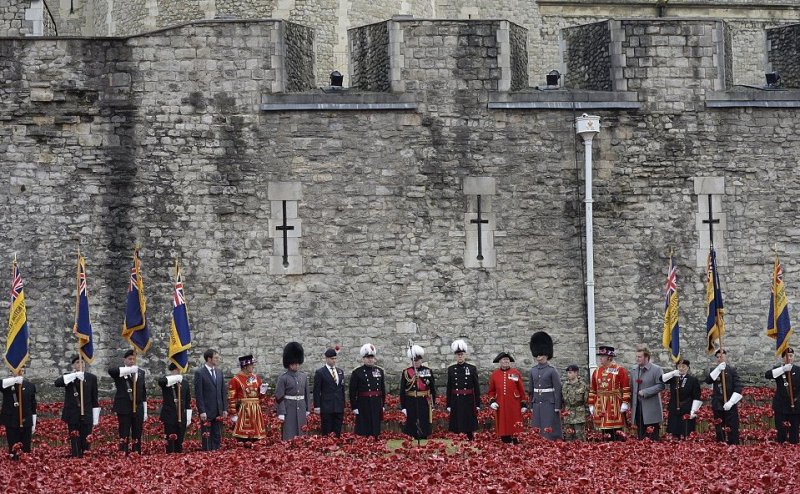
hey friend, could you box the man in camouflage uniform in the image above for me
[561,363,588,441]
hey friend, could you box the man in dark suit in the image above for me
[313,347,345,437]
[108,349,147,454]
[1,365,36,460]
[158,362,192,453]
[194,348,227,451]
[55,354,99,457]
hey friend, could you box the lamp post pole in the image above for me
[576,114,601,375]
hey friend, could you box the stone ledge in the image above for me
[488,89,640,110]
[706,88,800,108]
[260,91,418,111]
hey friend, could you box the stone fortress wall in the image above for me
[2,2,800,391]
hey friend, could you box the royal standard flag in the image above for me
[122,249,151,353]
[73,254,95,363]
[168,264,192,372]
[4,259,29,373]
[705,248,725,354]
[766,254,793,357]
[662,255,680,363]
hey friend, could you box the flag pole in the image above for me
[76,250,85,417]
[175,259,182,424]
[13,255,23,428]
[132,247,138,415]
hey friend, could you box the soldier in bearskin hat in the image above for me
[529,332,562,440]
[446,339,481,440]
[275,343,310,440]
[349,343,386,438]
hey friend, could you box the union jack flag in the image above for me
[661,255,680,363]
[122,249,150,353]
[5,259,29,373]
[168,264,192,372]
[74,254,94,363]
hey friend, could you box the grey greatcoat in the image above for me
[530,363,563,440]
[275,369,310,441]
[630,362,665,426]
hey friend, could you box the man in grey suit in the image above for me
[194,348,227,450]
[313,348,345,437]
[630,345,665,440]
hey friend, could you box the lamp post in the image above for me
[576,113,601,374]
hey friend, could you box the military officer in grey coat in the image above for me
[529,332,562,440]
[275,342,310,441]
[630,345,665,440]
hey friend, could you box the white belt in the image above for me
[533,388,555,393]
[284,395,305,401]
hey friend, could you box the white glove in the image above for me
[490,402,499,410]
[93,407,101,426]
[259,383,269,394]
[76,371,85,381]
[31,414,36,434]
[723,392,743,411]
[446,407,451,413]
[401,409,407,416]
[278,414,285,421]
[521,407,528,414]
[709,365,723,381]
[589,405,595,416]
[662,370,679,382]
[476,407,480,411]
[200,412,207,421]
[719,362,726,371]
[314,407,321,414]
[185,409,192,423]
[306,411,310,417]
[2,376,22,388]
[142,402,148,421]
[231,415,238,424]
[784,363,793,373]
[63,372,79,385]
[620,402,630,413]
[353,409,359,415]
[166,375,183,387]
[689,399,702,419]
[772,366,786,379]
[119,366,137,377]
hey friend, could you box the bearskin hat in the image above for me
[282,342,305,368]
[529,331,553,359]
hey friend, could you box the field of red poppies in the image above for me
[1,386,798,493]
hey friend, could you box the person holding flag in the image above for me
[109,350,148,454]
[55,355,99,457]
[3,257,36,460]
[764,253,799,443]
[662,358,702,439]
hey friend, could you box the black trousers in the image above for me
[201,417,223,451]
[67,419,93,457]
[713,408,740,445]
[321,412,344,437]
[117,410,144,453]
[635,404,660,440]
[5,424,32,458]
[163,421,187,453]
[775,410,800,444]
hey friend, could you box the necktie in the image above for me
[330,367,338,384]
[211,368,216,381]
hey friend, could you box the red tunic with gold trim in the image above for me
[227,372,266,440]
[487,367,527,436]
[588,362,631,429]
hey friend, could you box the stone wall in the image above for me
[3,17,800,391]
[767,23,800,88]
[1,0,33,36]
[349,21,390,91]
[285,20,316,92]
[508,22,528,91]
[563,21,612,91]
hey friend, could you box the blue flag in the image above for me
[4,259,29,373]
[766,255,793,357]
[661,255,680,363]
[705,248,725,354]
[74,254,94,363]
[122,249,151,354]
[168,265,192,373]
